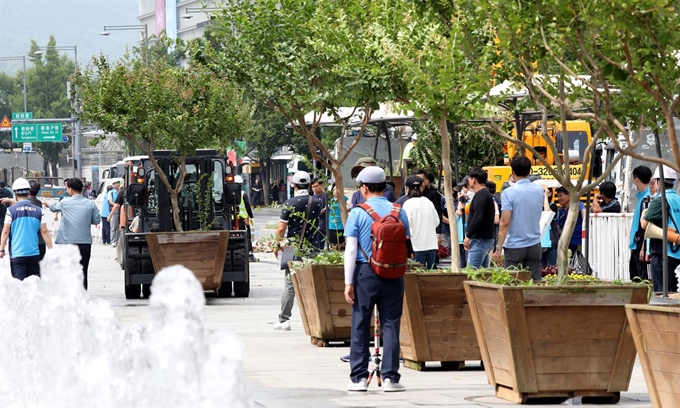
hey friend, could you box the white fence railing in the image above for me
[587,213,633,281]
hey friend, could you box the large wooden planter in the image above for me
[400,271,529,371]
[464,281,648,403]
[291,264,354,346]
[147,231,230,291]
[625,304,680,407]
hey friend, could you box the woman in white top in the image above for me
[401,175,440,269]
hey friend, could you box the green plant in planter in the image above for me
[195,172,214,231]
[308,250,344,265]
[464,266,530,286]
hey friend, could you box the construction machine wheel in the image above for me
[218,281,233,298]
[125,284,141,299]
[233,280,250,298]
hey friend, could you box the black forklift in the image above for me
[116,150,250,299]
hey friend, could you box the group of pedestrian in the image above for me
[0,177,99,288]
[99,179,122,246]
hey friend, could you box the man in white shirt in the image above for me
[402,175,439,269]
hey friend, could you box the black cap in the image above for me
[405,175,423,189]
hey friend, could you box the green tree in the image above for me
[76,55,252,231]
[0,72,19,120]
[411,121,505,178]
[16,37,76,175]
[196,0,403,223]
[363,0,499,269]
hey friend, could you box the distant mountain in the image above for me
[0,0,139,74]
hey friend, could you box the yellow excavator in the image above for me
[484,120,595,193]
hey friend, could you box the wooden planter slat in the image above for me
[146,230,230,291]
[626,304,680,407]
[466,281,648,403]
[291,264,357,346]
[400,271,529,371]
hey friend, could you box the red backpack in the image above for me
[357,203,408,279]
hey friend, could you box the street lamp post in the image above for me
[181,6,220,19]
[34,45,80,180]
[101,24,149,65]
[0,55,28,112]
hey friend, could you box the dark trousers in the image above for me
[504,244,543,281]
[244,223,253,254]
[414,249,437,269]
[101,218,111,244]
[77,244,92,290]
[541,247,557,267]
[350,263,403,384]
[10,255,41,280]
[629,248,648,281]
[459,244,467,269]
[650,253,680,293]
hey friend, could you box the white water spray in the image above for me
[0,245,250,408]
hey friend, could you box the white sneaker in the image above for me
[347,378,368,392]
[272,321,291,331]
[383,378,405,392]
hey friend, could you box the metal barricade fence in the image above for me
[587,213,633,281]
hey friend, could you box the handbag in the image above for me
[279,196,313,270]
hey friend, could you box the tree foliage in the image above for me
[76,55,252,231]
[411,121,505,179]
[195,0,405,223]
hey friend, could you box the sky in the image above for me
[0,0,139,75]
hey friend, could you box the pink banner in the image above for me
[155,0,166,35]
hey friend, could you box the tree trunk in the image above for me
[332,162,349,226]
[557,193,581,277]
[262,158,271,205]
[438,118,460,272]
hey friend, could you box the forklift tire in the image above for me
[233,281,250,298]
[218,281,233,298]
[142,284,152,299]
[125,284,141,299]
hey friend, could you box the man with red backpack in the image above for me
[343,166,411,393]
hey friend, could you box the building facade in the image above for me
[138,0,218,42]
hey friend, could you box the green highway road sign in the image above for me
[12,123,63,142]
[11,112,33,120]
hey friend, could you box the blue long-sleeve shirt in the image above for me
[49,194,101,244]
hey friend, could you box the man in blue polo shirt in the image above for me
[628,165,652,281]
[0,178,53,280]
[343,166,410,393]
[493,155,544,281]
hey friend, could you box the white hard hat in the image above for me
[12,178,30,192]
[234,175,244,183]
[652,165,677,182]
[411,133,418,141]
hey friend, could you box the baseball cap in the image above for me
[405,175,423,189]
[457,176,469,188]
[291,171,311,185]
[356,166,385,184]
[351,157,378,179]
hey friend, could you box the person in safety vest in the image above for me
[235,175,257,262]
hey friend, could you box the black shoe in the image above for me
[249,255,258,262]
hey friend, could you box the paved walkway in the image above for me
[85,209,652,407]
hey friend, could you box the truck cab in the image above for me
[118,150,249,299]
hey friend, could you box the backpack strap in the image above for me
[390,203,402,219]
[357,203,381,222]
